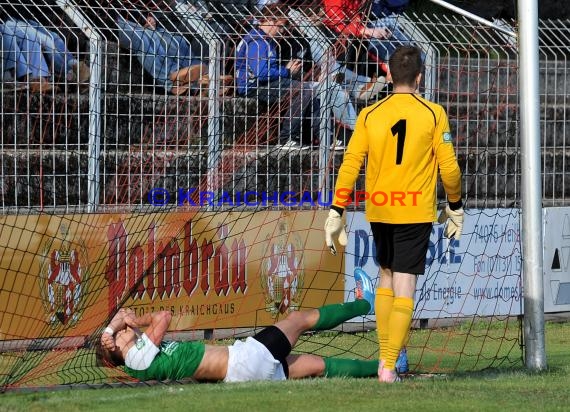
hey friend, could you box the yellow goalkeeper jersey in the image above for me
[333,93,462,224]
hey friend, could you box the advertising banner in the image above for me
[543,207,570,313]
[344,209,523,319]
[0,211,343,340]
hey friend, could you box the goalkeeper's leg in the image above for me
[378,272,416,383]
[376,278,410,375]
[375,266,394,364]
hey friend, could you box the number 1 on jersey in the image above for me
[391,119,406,165]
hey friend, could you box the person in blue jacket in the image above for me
[235,3,320,148]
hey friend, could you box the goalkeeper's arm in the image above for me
[435,132,463,240]
[326,114,368,254]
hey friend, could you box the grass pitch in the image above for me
[0,321,568,412]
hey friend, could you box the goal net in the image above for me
[0,0,530,390]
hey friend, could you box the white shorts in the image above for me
[125,333,160,370]
[224,337,287,382]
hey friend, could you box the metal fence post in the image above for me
[57,0,102,212]
[288,8,335,204]
[175,2,222,198]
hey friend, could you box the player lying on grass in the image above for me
[97,272,381,382]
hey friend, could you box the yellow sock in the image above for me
[375,288,394,362]
[384,297,414,370]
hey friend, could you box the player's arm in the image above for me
[121,312,170,372]
[433,109,462,205]
[332,111,370,212]
[325,111,369,254]
[127,310,172,346]
[101,308,131,351]
[434,108,464,239]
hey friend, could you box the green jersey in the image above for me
[125,339,206,381]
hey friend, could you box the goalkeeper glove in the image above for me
[324,208,347,255]
[438,205,464,241]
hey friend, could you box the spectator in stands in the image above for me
[116,13,211,95]
[370,0,410,20]
[97,272,380,382]
[287,6,387,107]
[0,18,90,93]
[1,22,48,92]
[235,3,320,148]
[235,3,361,148]
[315,78,359,137]
[367,0,415,65]
[322,0,414,76]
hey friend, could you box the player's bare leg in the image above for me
[286,354,325,378]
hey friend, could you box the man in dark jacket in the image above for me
[235,3,319,149]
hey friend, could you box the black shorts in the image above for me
[370,222,433,275]
[253,325,292,378]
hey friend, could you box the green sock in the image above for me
[324,357,379,378]
[313,300,370,331]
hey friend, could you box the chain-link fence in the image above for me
[0,1,568,212]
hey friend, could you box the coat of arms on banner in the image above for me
[260,217,304,316]
[39,224,90,328]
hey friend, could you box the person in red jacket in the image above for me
[322,0,414,76]
[323,0,391,40]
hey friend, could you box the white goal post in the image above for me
[427,0,546,371]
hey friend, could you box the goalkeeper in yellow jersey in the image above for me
[324,45,463,383]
